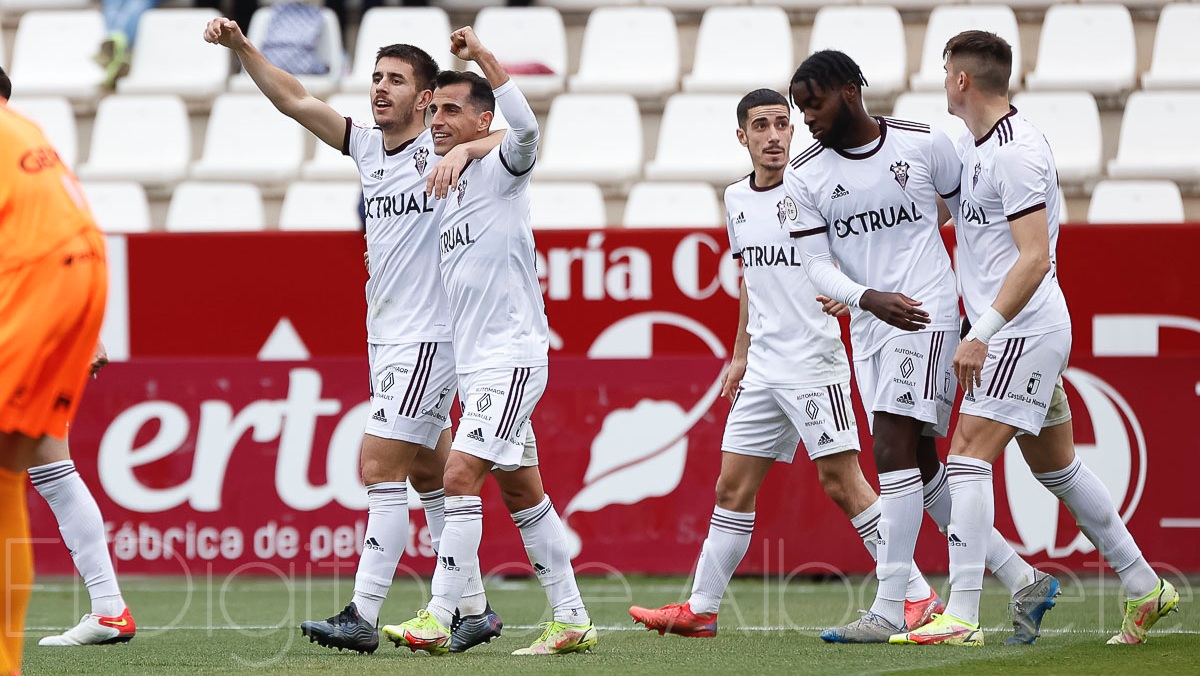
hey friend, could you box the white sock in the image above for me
[30,460,125,617]
[428,495,483,628]
[1035,457,1158,599]
[351,482,408,627]
[418,488,446,552]
[851,500,931,602]
[944,457,993,625]
[687,506,753,615]
[869,469,923,627]
[925,461,1034,595]
[513,496,589,624]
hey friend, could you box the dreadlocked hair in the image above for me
[789,50,868,98]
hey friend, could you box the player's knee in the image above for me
[407,456,442,493]
[360,455,402,485]
[713,475,755,512]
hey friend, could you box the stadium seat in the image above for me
[1025,4,1136,96]
[165,182,265,232]
[1010,92,1102,184]
[9,10,106,102]
[751,0,852,7]
[472,7,567,99]
[529,182,607,229]
[8,96,78,169]
[1087,180,1185,224]
[1,0,90,9]
[279,182,363,231]
[117,8,228,100]
[341,7,452,93]
[537,0,636,10]
[808,6,906,99]
[191,94,305,185]
[1107,92,1200,181]
[646,94,753,185]
[889,92,969,143]
[77,95,190,185]
[1142,3,1200,90]
[81,181,152,233]
[569,7,679,99]
[535,93,643,186]
[301,93,369,181]
[968,0,1056,8]
[623,182,722,229]
[682,7,792,94]
[230,6,344,98]
[911,5,1020,92]
[644,0,741,9]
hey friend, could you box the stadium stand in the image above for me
[536,93,643,186]
[340,7,451,93]
[278,181,362,231]
[8,96,78,168]
[230,5,343,98]
[1141,2,1200,90]
[1108,92,1200,181]
[645,93,749,184]
[471,6,567,99]
[1087,180,1185,223]
[1026,4,1137,97]
[9,10,106,102]
[191,93,305,186]
[910,4,1021,92]
[117,8,228,101]
[682,6,792,94]
[1010,91,1103,185]
[624,182,723,229]
[809,6,907,100]
[890,92,969,142]
[529,182,608,230]
[165,181,265,232]
[77,94,191,186]
[569,6,679,100]
[81,181,153,233]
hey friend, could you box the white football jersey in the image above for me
[438,80,547,373]
[724,173,850,388]
[955,108,1071,338]
[784,118,961,359]
[345,122,452,345]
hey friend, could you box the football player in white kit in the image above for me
[204,19,504,654]
[783,50,1054,644]
[893,30,1177,647]
[627,89,944,638]
[382,27,596,657]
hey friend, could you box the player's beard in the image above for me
[823,98,855,149]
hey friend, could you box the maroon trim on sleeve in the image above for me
[789,227,829,239]
[341,117,352,156]
[1007,202,1046,221]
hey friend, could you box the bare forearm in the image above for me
[991,252,1051,321]
[233,43,308,113]
[733,281,750,361]
[472,48,510,90]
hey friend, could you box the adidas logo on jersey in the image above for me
[372,408,387,422]
[467,427,486,442]
[817,432,834,446]
[370,168,385,180]
[733,211,746,225]
[895,391,915,406]
[830,184,850,200]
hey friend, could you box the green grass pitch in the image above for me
[21,573,1198,675]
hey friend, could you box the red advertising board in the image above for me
[27,225,1200,576]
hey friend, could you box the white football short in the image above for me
[454,366,546,470]
[855,329,956,438]
[364,341,457,449]
[721,380,859,463]
[959,328,1072,436]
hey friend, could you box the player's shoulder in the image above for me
[787,140,825,173]
[723,172,754,198]
[881,116,932,136]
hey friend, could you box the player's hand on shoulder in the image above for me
[203,18,246,49]
[427,145,469,200]
[721,358,747,403]
[859,290,930,331]
[816,294,850,318]
[450,26,486,62]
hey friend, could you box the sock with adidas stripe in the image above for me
[351,482,408,627]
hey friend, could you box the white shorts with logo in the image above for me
[364,341,457,449]
[855,329,955,438]
[960,328,1071,436]
[454,366,546,470]
[721,380,858,463]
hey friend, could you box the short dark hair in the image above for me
[943,30,1012,96]
[374,44,439,92]
[736,89,788,129]
[790,50,868,101]
[0,65,11,100]
[433,70,495,113]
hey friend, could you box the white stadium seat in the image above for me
[77,95,191,185]
[1026,4,1136,96]
[645,94,750,184]
[191,94,305,185]
[472,7,567,99]
[1087,180,1185,224]
[341,8,451,93]
[9,10,106,101]
[279,182,363,231]
[1,0,90,10]
[8,97,78,169]
[166,182,265,232]
[81,182,152,233]
[302,93,370,181]
[683,7,792,94]
[889,93,969,143]
[1108,92,1200,181]
[569,7,679,99]
[1010,92,1102,184]
[529,182,607,230]
[911,5,1020,92]
[623,182,722,228]
[860,0,954,9]
[643,0,740,9]
[1142,3,1200,90]
[752,0,852,7]
[230,6,344,98]
[809,6,907,99]
[118,8,228,100]
[537,0,636,10]
[968,0,1056,8]
[536,94,643,186]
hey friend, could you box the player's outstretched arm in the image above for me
[203,18,345,150]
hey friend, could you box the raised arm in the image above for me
[450,26,537,175]
[203,18,345,150]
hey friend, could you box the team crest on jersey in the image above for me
[890,161,910,190]
[972,163,981,189]
[414,146,429,174]
[777,196,798,225]
[456,179,468,205]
